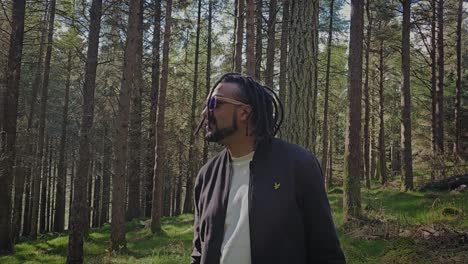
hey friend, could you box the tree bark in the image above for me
[184,0,202,214]
[453,0,462,158]
[202,0,213,165]
[50,154,57,231]
[378,38,387,185]
[151,0,173,233]
[54,50,72,232]
[265,0,277,88]
[431,0,437,154]
[343,0,364,221]
[127,0,144,221]
[67,0,102,261]
[310,0,319,153]
[363,0,372,189]
[435,0,444,154]
[0,0,25,254]
[100,123,111,225]
[278,0,289,108]
[31,0,56,238]
[234,0,245,73]
[12,164,25,242]
[111,0,141,250]
[284,0,316,150]
[39,135,50,234]
[400,0,413,191]
[255,0,263,80]
[246,0,256,76]
[92,162,101,227]
[322,0,334,190]
[145,0,161,218]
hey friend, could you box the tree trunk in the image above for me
[39,135,50,234]
[68,150,75,229]
[322,0,334,190]
[24,5,48,236]
[327,119,334,187]
[370,80,377,179]
[255,0,263,80]
[184,0,202,214]
[246,0,256,76]
[265,0,277,88]
[111,0,141,250]
[151,0,173,233]
[67,0,103,261]
[363,0,372,189]
[176,141,184,215]
[145,0,161,218]
[453,0,462,158]
[54,50,72,232]
[92,162,101,228]
[234,0,245,73]
[46,138,54,232]
[278,0,289,108]
[100,124,111,225]
[202,0,213,165]
[31,0,57,238]
[310,0,319,153]
[0,0,25,253]
[50,155,57,231]
[24,6,48,232]
[378,38,387,185]
[284,0,316,150]
[431,0,437,154]
[343,0,363,221]
[12,164,25,242]
[86,159,94,235]
[127,0,144,221]
[435,0,444,154]
[400,0,413,191]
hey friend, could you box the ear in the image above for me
[239,105,252,122]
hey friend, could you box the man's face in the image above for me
[202,82,247,143]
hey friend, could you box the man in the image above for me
[191,73,345,264]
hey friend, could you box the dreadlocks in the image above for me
[195,72,283,146]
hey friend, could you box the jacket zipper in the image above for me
[248,161,254,263]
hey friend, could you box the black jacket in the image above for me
[191,138,346,264]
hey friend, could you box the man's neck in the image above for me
[225,137,255,158]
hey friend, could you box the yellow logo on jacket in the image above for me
[274,182,280,190]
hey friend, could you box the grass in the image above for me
[1,188,467,263]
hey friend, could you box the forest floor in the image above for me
[1,184,467,264]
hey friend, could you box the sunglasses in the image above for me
[205,96,247,111]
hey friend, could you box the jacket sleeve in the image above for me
[297,153,346,263]
[191,170,203,264]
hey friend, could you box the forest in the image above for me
[0,0,467,263]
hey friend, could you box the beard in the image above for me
[205,112,238,143]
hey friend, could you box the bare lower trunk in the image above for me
[67,0,103,261]
[111,0,141,250]
[453,0,462,158]
[378,39,387,185]
[234,0,245,73]
[265,0,277,88]
[31,0,57,238]
[400,0,413,191]
[151,0,173,232]
[278,0,289,107]
[184,0,202,214]
[343,0,364,221]
[435,0,444,153]
[246,0,255,76]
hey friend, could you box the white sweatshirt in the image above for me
[220,151,254,264]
